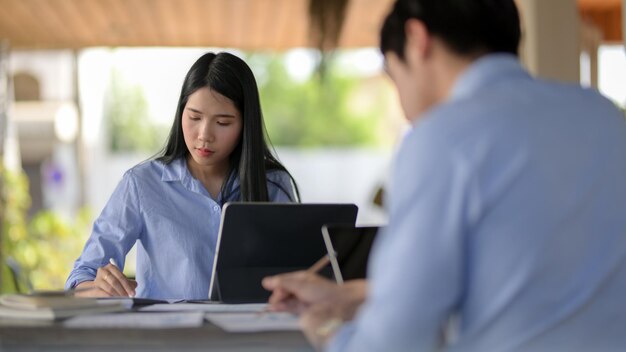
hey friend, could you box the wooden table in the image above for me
[0,318,314,351]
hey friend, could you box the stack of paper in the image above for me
[206,312,300,332]
[0,293,131,320]
[139,302,268,313]
[63,312,205,329]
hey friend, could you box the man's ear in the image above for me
[404,19,431,59]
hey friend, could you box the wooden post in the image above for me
[517,0,581,83]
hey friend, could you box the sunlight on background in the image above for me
[284,49,318,82]
[598,45,626,106]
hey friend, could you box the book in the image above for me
[0,293,132,320]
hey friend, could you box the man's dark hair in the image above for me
[380,0,521,59]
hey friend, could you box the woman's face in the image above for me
[182,87,243,172]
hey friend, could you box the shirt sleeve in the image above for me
[65,170,144,289]
[267,170,298,203]
[327,126,471,351]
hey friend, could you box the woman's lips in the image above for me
[196,148,214,157]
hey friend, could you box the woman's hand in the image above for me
[75,263,137,297]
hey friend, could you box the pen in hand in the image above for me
[262,254,331,313]
[307,255,331,274]
[107,257,136,297]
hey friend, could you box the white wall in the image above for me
[89,148,392,226]
[277,147,391,225]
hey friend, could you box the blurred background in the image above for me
[0,0,624,292]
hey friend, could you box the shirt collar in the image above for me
[160,157,241,202]
[449,53,530,102]
[161,157,187,182]
[160,157,205,195]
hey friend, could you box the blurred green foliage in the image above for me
[1,165,92,292]
[1,166,29,293]
[104,53,386,151]
[250,54,385,147]
[105,69,167,153]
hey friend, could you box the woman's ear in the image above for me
[404,19,431,61]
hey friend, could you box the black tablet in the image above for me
[322,224,380,284]
[209,202,358,303]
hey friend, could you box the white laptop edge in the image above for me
[208,202,232,300]
[321,224,344,285]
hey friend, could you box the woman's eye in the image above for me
[189,115,201,121]
[217,121,231,126]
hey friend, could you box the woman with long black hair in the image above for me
[67,52,299,300]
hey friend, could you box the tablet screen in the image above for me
[322,225,380,284]
[209,202,358,302]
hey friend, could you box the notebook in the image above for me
[0,293,131,320]
[209,202,358,303]
[321,224,380,284]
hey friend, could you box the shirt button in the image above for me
[213,205,220,212]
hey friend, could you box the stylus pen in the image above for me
[307,254,331,274]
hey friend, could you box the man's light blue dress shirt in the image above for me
[330,55,626,351]
[66,157,295,299]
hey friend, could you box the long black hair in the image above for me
[157,52,299,203]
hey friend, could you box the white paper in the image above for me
[206,312,300,332]
[63,312,205,329]
[139,302,268,313]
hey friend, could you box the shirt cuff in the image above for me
[65,272,96,290]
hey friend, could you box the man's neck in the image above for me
[433,50,476,104]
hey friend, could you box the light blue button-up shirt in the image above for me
[330,55,626,351]
[66,158,296,299]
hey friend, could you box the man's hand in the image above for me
[263,271,368,350]
[262,270,340,313]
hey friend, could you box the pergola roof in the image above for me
[578,0,623,41]
[0,0,621,50]
[0,0,393,50]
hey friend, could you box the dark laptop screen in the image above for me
[210,202,358,303]
[323,225,380,281]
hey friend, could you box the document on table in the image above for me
[139,302,268,313]
[206,312,300,332]
[63,311,205,329]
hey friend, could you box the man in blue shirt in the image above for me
[263,0,626,350]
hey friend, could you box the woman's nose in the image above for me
[198,121,214,142]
